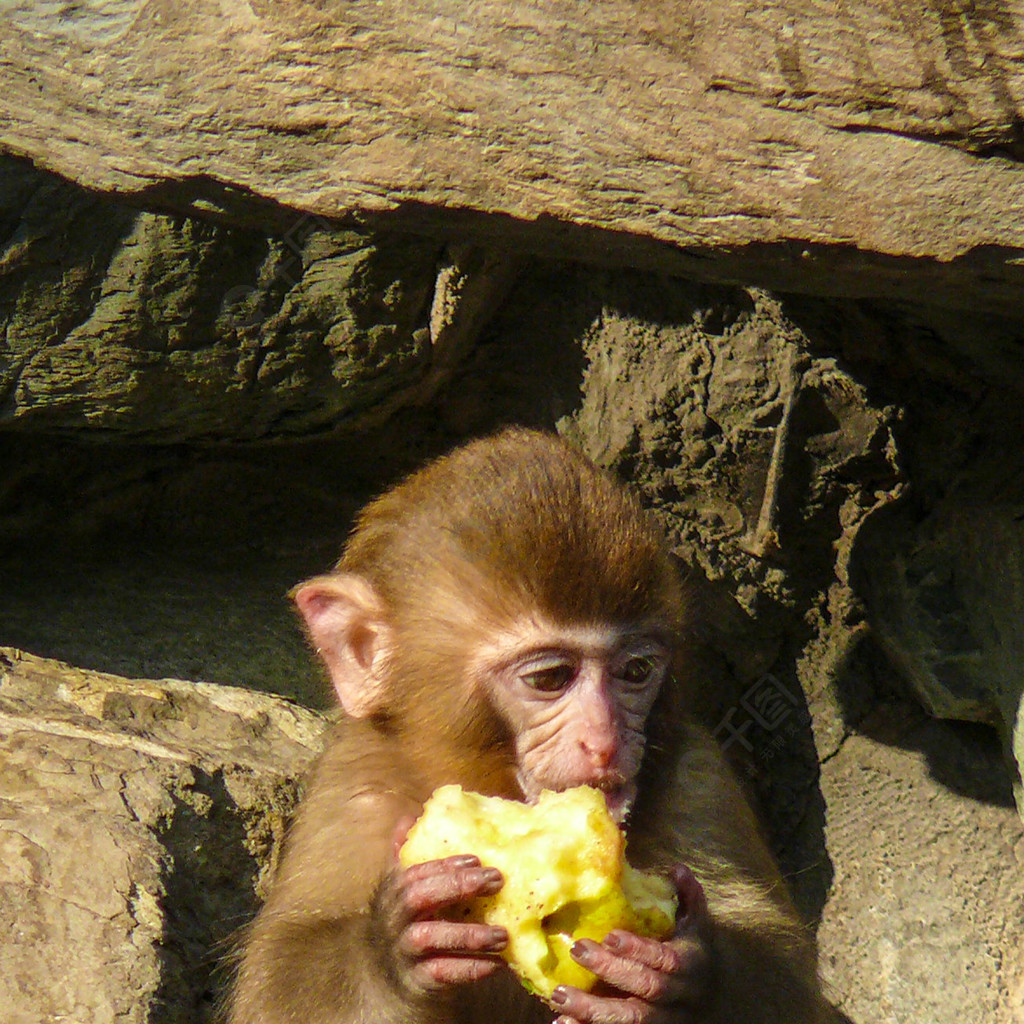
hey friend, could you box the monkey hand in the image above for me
[370,821,509,999]
[550,865,711,1024]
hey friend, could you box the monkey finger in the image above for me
[599,931,685,974]
[410,954,504,992]
[600,928,711,996]
[371,860,497,940]
[568,939,678,1005]
[391,815,419,859]
[399,920,508,959]
[400,853,483,884]
[670,864,708,929]
[550,986,686,1024]
[401,862,503,917]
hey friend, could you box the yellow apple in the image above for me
[399,785,678,999]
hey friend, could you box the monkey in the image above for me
[226,427,834,1024]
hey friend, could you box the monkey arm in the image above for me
[226,728,513,1024]
[228,909,420,1024]
[226,726,414,1024]
[624,723,836,1024]
[228,865,511,1024]
[688,868,831,1024]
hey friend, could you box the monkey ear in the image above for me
[291,574,392,718]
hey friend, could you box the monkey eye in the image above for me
[617,656,657,686]
[521,663,577,693]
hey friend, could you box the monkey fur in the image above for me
[226,428,833,1024]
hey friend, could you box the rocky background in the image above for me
[2,2,1024,1022]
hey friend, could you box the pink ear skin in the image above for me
[292,574,392,718]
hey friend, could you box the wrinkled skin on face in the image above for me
[473,619,672,823]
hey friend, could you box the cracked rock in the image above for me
[0,648,327,1024]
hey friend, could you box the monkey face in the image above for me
[471,617,671,822]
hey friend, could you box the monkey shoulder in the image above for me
[308,717,427,806]
[265,719,424,914]
[636,718,725,814]
[631,719,781,884]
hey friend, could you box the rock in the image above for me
[0,648,327,1024]
[3,2,1024,308]
[817,700,1024,1024]
[0,158,433,441]
[859,492,1024,817]
[0,158,520,442]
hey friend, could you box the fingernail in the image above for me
[550,987,568,1005]
[603,931,623,951]
[480,868,503,891]
[488,927,508,949]
[451,855,480,867]
[570,940,593,963]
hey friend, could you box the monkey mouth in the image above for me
[594,780,636,824]
[519,772,635,823]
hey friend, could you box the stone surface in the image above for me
[0,648,327,1024]
[817,700,1024,1024]
[2,3,1024,308]
[0,158,521,441]
[0,158,441,441]
[2,201,1023,1023]
[859,485,1024,816]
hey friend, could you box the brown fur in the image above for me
[226,428,834,1024]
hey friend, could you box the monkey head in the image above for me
[293,428,685,821]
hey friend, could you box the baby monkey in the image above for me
[227,427,833,1024]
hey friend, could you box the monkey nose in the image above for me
[580,734,617,770]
